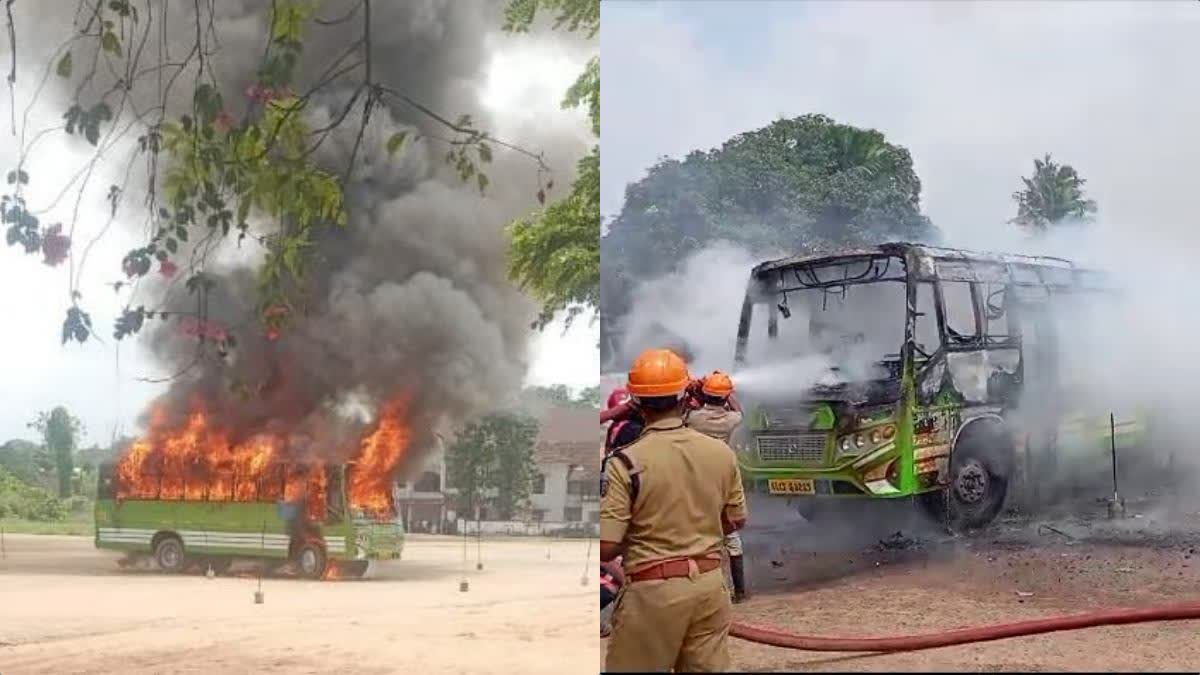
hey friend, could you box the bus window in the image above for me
[914,282,939,355]
[941,281,978,342]
[326,467,346,523]
[97,464,116,499]
[259,463,285,502]
[982,283,1013,343]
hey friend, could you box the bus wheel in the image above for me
[154,535,187,574]
[945,426,1011,530]
[294,541,327,580]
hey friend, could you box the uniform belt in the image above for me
[629,556,722,583]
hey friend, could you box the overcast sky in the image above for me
[0,27,599,445]
[602,0,1200,245]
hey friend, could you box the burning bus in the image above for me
[732,242,1148,530]
[95,400,412,578]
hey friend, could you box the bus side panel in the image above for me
[183,501,291,559]
[95,500,177,553]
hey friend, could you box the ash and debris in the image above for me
[743,492,1200,595]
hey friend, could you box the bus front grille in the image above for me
[757,434,827,464]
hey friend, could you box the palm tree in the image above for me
[1010,154,1098,230]
[828,125,891,178]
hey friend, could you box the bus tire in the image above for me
[945,422,1013,531]
[153,535,187,574]
[294,541,327,580]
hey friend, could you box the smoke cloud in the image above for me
[12,1,592,474]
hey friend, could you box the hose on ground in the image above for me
[730,601,1200,652]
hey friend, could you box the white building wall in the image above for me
[530,462,571,521]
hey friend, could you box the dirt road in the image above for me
[0,534,599,674]
[602,498,1200,671]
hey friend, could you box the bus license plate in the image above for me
[768,479,815,495]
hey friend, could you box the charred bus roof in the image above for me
[751,242,1111,290]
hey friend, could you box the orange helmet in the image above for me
[701,370,735,398]
[627,348,691,398]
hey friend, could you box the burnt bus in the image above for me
[732,242,1149,529]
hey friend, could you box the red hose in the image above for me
[730,601,1200,652]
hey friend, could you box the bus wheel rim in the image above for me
[954,459,989,504]
[162,544,180,567]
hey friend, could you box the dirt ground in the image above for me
[602,496,1200,672]
[0,533,599,674]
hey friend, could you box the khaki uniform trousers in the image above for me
[604,565,732,673]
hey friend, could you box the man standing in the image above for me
[601,349,747,672]
[684,370,750,603]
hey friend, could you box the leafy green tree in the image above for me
[600,114,938,345]
[0,439,43,486]
[486,413,539,520]
[521,384,601,409]
[504,0,600,329]
[28,407,85,497]
[0,466,67,521]
[445,412,540,520]
[1010,153,1098,230]
[575,385,601,408]
[2,1,554,348]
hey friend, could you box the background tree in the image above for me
[503,0,600,329]
[600,113,939,363]
[1010,153,1098,230]
[28,407,85,497]
[2,1,564,349]
[445,412,540,521]
[485,413,539,520]
[0,439,44,486]
[574,385,601,408]
[520,384,601,410]
[446,422,492,521]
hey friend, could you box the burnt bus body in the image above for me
[732,242,1145,529]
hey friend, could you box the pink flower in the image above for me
[159,260,178,278]
[41,225,70,267]
[215,110,235,133]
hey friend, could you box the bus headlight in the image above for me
[870,430,881,444]
[854,434,866,449]
[840,437,853,452]
[882,425,896,440]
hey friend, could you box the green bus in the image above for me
[95,460,405,579]
[732,242,1151,530]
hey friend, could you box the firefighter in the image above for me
[601,348,748,672]
[684,370,750,603]
[602,386,644,453]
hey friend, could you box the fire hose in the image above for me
[729,601,1200,652]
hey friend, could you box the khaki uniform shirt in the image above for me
[685,405,743,444]
[600,415,747,573]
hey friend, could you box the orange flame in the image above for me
[115,395,412,525]
[348,396,412,521]
[323,561,343,580]
[116,404,312,510]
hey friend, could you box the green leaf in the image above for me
[477,173,489,194]
[56,51,73,78]
[101,32,122,57]
[165,238,178,253]
[477,143,492,164]
[175,226,189,242]
[386,131,409,157]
